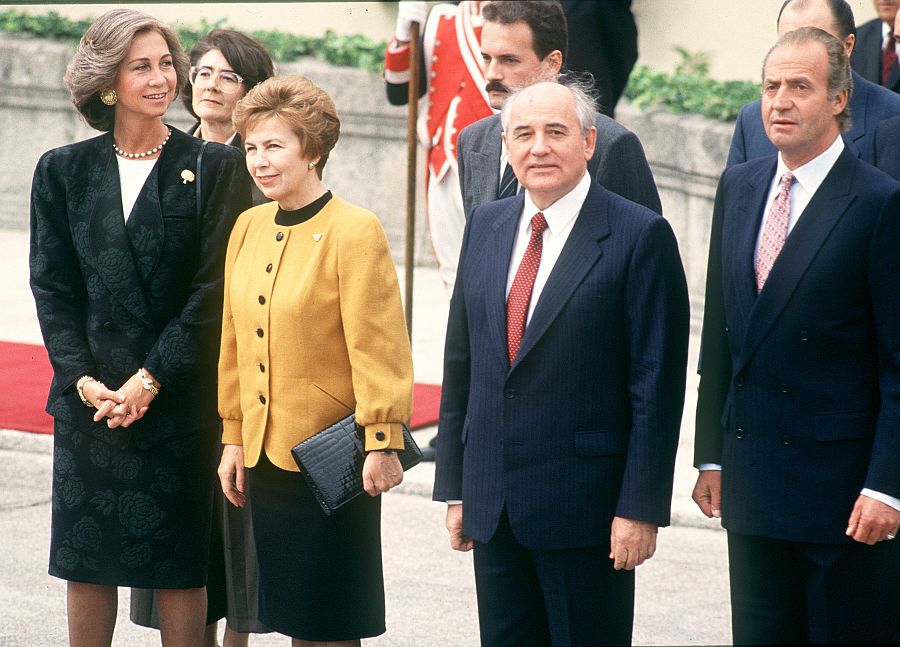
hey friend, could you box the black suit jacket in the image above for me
[695,148,900,543]
[851,18,900,93]
[30,127,251,446]
[434,181,689,550]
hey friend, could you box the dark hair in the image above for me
[181,29,275,118]
[482,0,568,64]
[776,0,856,40]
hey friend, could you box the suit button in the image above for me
[258,295,266,305]
[735,376,744,387]
[256,328,264,338]
[103,321,116,332]
[779,383,790,394]
[259,363,265,373]
[266,263,273,273]
[736,427,745,439]
[259,395,266,404]
[782,436,792,446]
[375,431,386,441]
[504,388,516,399]
[276,232,284,241]
[724,326,729,334]
[799,330,810,341]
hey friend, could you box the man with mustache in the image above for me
[456,0,661,220]
[694,26,900,645]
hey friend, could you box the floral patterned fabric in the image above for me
[30,127,252,587]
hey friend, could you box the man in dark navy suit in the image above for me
[873,111,900,175]
[727,0,900,167]
[434,80,689,646]
[694,27,900,645]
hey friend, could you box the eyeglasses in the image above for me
[189,66,245,94]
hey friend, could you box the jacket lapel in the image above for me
[843,71,868,157]
[511,183,609,370]
[88,134,153,326]
[469,118,504,206]
[486,196,524,368]
[124,160,164,283]
[725,160,774,341]
[737,150,856,371]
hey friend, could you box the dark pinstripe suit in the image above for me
[433,181,689,645]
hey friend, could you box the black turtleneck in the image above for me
[274,191,333,226]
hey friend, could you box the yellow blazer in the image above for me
[218,196,413,471]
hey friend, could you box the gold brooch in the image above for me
[181,169,195,184]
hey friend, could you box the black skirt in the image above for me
[247,451,386,641]
[49,414,217,588]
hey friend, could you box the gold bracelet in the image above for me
[76,375,97,408]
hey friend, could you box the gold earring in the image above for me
[308,161,316,170]
[100,89,118,106]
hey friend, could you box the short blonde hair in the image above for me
[64,9,189,132]
[233,75,341,179]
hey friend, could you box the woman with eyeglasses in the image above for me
[129,28,275,647]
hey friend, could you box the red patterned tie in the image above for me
[883,32,897,86]
[756,171,794,292]
[507,212,549,364]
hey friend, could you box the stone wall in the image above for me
[0,32,732,321]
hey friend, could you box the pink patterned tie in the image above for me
[756,171,794,292]
[507,212,548,364]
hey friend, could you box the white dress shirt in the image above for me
[505,171,591,324]
[117,157,157,223]
[702,134,900,512]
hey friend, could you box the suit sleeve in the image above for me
[337,213,414,452]
[29,150,97,404]
[615,215,690,525]
[865,189,900,498]
[143,146,251,390]
[593,129,662,215]
[726,107,749,168]
[432,208,476,501]
[694,174,732,466]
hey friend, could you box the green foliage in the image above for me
[625,47,760,122]
[0,9,387,73]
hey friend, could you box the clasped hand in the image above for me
[84,371,155,428]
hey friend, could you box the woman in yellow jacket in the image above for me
[217,75,413,646]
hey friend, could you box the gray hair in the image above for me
[762,26,853,133]
[64,9,189,132]
[500,79,597,135]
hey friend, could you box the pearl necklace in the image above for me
[113,128,172,159]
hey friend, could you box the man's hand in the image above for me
[362,451,404,496]
[218,444,246,508]
[692,469,722,519]
[610,517,658,570]
[446,503,473,552]
[846,494,900,544]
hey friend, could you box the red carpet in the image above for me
[1,341,441,435]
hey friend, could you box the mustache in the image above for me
[485,80,510,95]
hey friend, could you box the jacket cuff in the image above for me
[221,418,243,445]
[364,422,406,452]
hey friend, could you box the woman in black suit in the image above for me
[130,28,274,647]
[29,9,250,646]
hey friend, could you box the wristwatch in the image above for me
[137,368,160,396]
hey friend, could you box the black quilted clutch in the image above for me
[290,413,423,515]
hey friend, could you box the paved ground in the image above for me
[0,227,731,645]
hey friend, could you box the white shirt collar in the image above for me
[775,134,844,198]
[522,171,591,236]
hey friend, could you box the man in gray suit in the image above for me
[457,0,662,218]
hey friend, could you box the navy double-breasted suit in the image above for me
[433,181,689,550]
[695,149,900,543]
